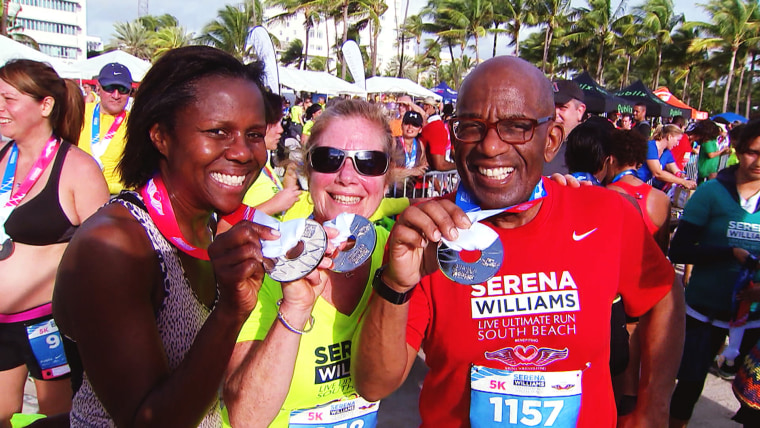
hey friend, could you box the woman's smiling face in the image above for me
[309,116,388,224]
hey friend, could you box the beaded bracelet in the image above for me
[276,299,315,334]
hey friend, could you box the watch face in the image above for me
[331,215,376,273]
[268,219,327,283]
[437,238,503,285]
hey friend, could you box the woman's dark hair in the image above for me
[305,103,322,121]
[262,91,284,125]
[734,119,760,154]
[685,119,720,143]
[0,59,84,143]
[119,46,265,189]
[565,116,615,174]
[608,129,648,167]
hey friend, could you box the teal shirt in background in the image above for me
[681,179,760,312]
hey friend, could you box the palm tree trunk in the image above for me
[398,0,410,78]
[492,23,499,58]
[682,68,691,104]
[747,52,756,119]
[341,0,349,79]
[326,19,332,73]
[596,43,605,84]
[513,21,521,56]
[541,26,552,73]
[0,0,9,36]
[621,54,631,89]
[303,13,311,70]
[735,64,745,114]
[653,44,662,88]
[723,46,738,112]
[698,78,705,111]
[474,33,480,64]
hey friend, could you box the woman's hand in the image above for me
[209,221,282,319]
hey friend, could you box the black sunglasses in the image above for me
[309,147,389,177]
[101,84,130,95]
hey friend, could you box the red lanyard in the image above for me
[7,136,60,207]
[140,175,210,260]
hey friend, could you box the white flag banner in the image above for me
[341,40,365,90]
[247,26,280,94]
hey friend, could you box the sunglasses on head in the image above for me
[308,147,389,177]
[101,84,130,95]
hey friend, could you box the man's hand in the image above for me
[384,199,471,290]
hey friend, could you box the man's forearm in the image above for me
[352,294,414,402]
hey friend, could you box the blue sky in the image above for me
[87,0,709,53]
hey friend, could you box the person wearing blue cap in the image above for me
[78,62,133,194]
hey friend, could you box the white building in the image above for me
[10,0,88,62]
[266,0,415,75]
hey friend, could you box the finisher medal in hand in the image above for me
[268,219,328,283]
[437,238,504,286]
[331,215,376,273]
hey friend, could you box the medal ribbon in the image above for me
[569,172,600,186]
[262,162,283,191]
[90,104,126,168]
[610,169,638,184]
[140,175,211,260]
[402,137,417,168]
[443,179,547,251]
[221,204,306,259]
[0,136,61,242]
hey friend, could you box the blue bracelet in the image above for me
[276,299,315,334]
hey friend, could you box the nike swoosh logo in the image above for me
[114,72,122,75]
[572,228,598,241]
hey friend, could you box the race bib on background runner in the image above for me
[26,318,70,379]
[470,365,581,427]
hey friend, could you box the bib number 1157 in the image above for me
[489,397,563,426]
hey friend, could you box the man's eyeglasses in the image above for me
[101,85,130,95]
[450,116,553,144]
[308,147,389,177]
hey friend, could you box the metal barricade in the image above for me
[390,170,460,198]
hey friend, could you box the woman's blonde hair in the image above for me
[303,99,415,185]
[653,124,683,141]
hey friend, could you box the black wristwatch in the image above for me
[372,266,415,305]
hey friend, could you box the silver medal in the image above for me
[268,219,328,283]
[0,238,13,261]
[437,237,503,285]
[331,215,376,273]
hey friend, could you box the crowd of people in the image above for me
[1,45,760,428]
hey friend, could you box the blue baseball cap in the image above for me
[97,63,133,88]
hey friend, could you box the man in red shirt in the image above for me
[353,56,684,428]
[420,96,456,171]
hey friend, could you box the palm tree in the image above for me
[268,0,322,70]
[138,14,179,32]
[563,0,630,84]
[502,0,540,56]
[665,27,708,103]
[536,0,571,72]
[198,3,266,60]
[150,26,193,60]
[108,21,152,60]
[609,18,643,89]
[634,0,683,88]
[280,39,305,67]
[434,0,493,64]
[355,0,389,76]
[686,0,760,112]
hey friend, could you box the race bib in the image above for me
[288,396,379,428]
[470,365,582,427]
[26,318,70,379]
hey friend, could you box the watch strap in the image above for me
[372,266,414,305]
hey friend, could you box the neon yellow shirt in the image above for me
[243,164,283,208]
[281,195,410,222]
[78,103,129,194]
[222,226,389,427]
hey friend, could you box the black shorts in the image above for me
[0,310,77,381]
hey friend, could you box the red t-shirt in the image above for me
[420,116,450,157]
[670,134,692,171]
[405,179,674,427]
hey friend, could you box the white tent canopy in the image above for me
[278,66,366,96]
[0,36,79,78]
[365,76,441,101]
[73,50,152,82]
